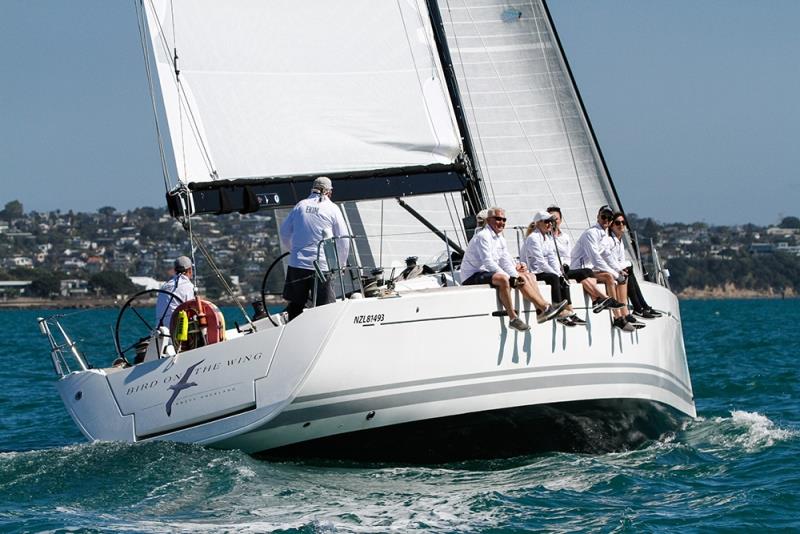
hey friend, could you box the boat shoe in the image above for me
[613,317,636,332]
[508,317,531,331]
[537,299,568,323]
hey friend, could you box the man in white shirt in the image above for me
[571,205,632,332]
[279,176,350,321]
[155,255,196,329]
[461,207,566,331]
[547,205,617,314]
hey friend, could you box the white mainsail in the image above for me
[438,0,622,254]
[141,0,462,185]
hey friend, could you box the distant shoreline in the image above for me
[0,296,285,310]
[0,291,795,310]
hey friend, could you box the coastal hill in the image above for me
[1,200,798,306]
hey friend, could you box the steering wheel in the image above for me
[114,288,183,361]
[260,252,289,326]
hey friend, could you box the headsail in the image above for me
[345,0,632,268]
[437,0,625,254]
[139,0,466,214]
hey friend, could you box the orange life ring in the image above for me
[169,298,226,349]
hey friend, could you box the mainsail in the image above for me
[139,0,466,213]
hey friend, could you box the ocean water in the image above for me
[1,299,799,532]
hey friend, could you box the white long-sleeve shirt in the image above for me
[279,193,350,271]
[520,231,561,276]
[155,273,195,327]
[570,223,621,278]
[460,226,517,280]
[552,230,572,266]
[606,233,632,272]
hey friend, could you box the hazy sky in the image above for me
[1,1,797,225]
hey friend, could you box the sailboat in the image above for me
[39,0,694,461]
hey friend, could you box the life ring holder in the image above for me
[169,298,226,351]
[260,252,289,327]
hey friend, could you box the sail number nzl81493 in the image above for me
[353,313,385,326]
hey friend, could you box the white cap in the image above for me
[533,210,554,223]
[312,176,332,193]
[174,255,193,272]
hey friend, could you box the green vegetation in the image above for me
[666,253,800,294]
[1,199,799,300]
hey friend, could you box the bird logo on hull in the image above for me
[165,360,204,416]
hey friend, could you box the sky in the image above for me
[1,0,798,226]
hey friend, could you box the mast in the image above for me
[426,0,487,220]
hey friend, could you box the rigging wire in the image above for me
[444,191,464,248]
[168,0,189,184]
[141,0,217,182]
[379,199,384,268]
[189,227,255,330]
[134,0,172,193]
[531,0,591,224]
[443,0,497,207]
[397,1,444,158]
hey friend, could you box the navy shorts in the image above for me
[565,267,593,282]
[462,271,495,287]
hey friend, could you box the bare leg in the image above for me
[580,278,604,300]
[516,271,549,311]
[616,281,630,317]
[491,272,517,320]
[594,271,617,301]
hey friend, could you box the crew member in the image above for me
[521,210,584,327]
[607,212,659,324]
[461,207,566,331]
[571,205,632,331]
[279,176,350,321]
[547,205,616,314]
[155,255,196,328]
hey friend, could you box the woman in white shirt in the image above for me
[608,212,661,322]
[521,211,585,327]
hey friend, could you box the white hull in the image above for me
[54,279,694,459]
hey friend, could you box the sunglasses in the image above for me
[600,213,613,221]
[490,216,507,222]
[613,220,626,226]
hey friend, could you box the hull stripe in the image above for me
[263,370,693,430]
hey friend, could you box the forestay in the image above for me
[141,0,462,186]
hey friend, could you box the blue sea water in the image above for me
[1,299,799,532]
